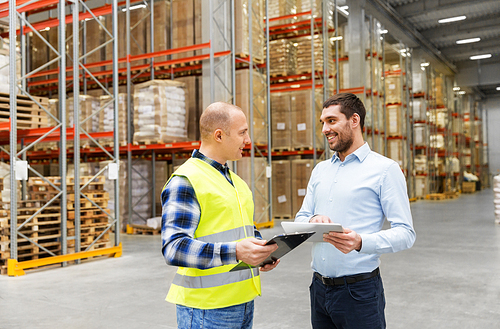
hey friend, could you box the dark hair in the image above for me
[322,93,366,130]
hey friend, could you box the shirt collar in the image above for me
[192,149,230,173]
[331,142,371,163]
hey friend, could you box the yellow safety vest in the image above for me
[165,157,261,309]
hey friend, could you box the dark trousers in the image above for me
[309,272,386,329]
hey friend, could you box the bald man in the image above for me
[161,102,279,329]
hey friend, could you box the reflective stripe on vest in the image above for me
[172,267,259,289]
[196,225,255,243]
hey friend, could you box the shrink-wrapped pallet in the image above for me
[237,157,269,224]
[413,98,426,121]
[414,123,426,146]
[268,0,297,26]
[297,0,333,22]
[269,39,297,76]
[291,91,323,149]
[387,139,403,167]
[385,75,402,104]
[66,95,100,148]
[386,104,402,137]
[414,154,427,173]
[272,160,292,219]
[235,70,268,145]
[293,35,334,74]
[235,0,264,62]
[435,75,445,107]
[430,134,445,149]
[493,175,500,224]
[291,159,314,216]
[172,0,201,60]
[271,93,292,150]
[99,94,129,146]
[415,175,427,198]
[133,80,188,143]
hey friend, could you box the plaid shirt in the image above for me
[161,149,261,270]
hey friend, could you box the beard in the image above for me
[329,123,354,154]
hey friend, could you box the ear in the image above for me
[213,128,224,142]
[351,113,360,129]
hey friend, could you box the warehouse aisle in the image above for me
[1,189,499,329]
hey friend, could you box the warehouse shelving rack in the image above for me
[2,0,122,276]
[383,41,413,192]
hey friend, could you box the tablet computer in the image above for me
[281,221,344,242]
[229,231,315,272]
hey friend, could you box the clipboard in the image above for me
[229,231,315,272]
[281,221,344,242]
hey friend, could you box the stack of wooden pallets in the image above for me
[0,199,62,275]
[66,176,112,253]
[0,92,50,130]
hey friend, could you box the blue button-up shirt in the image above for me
[295,143,416,278]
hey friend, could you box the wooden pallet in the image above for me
[0,93,50,129]
[273,215,293,220]
[426,193,446,201]
[126,224,160,235]
[133,139,163,146]
[235,53,265,64]
[67,198,108,210]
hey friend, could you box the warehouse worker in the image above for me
[161,101,279,329]
[295,93,416,329]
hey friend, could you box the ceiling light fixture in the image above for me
[438,15,466,24]
[380,29,388,34]
[470,54,492,60]
[453,87,460,91]
[122,4,146,12]
[456,37,481,44]
[458,91,466,95]
[496,87,500,91]
[420,62,430,67]
[338,6,349,16]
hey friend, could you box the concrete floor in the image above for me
[1,188,499,328]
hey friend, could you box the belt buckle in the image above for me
[321,276,328,285]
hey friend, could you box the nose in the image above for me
[322,122,330,135]
[244,133,251,145]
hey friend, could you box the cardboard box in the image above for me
[272,160,292,219]
[172,0,202,60]
[462,181,476,193]
[271,93,292,150]
[237,157,269,224]
[176,76,202,141]
[291,91,323,149]
[235,70,267,145]
[291,159,314,216]
[235,0,264,62]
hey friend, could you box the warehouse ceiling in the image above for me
[366,0,500,99]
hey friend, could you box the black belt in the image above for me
[315,268,380,286]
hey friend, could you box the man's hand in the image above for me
[236,238,278,267]
[310,215,331,223]
[323,227,362,254]
[259,259,280,272]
